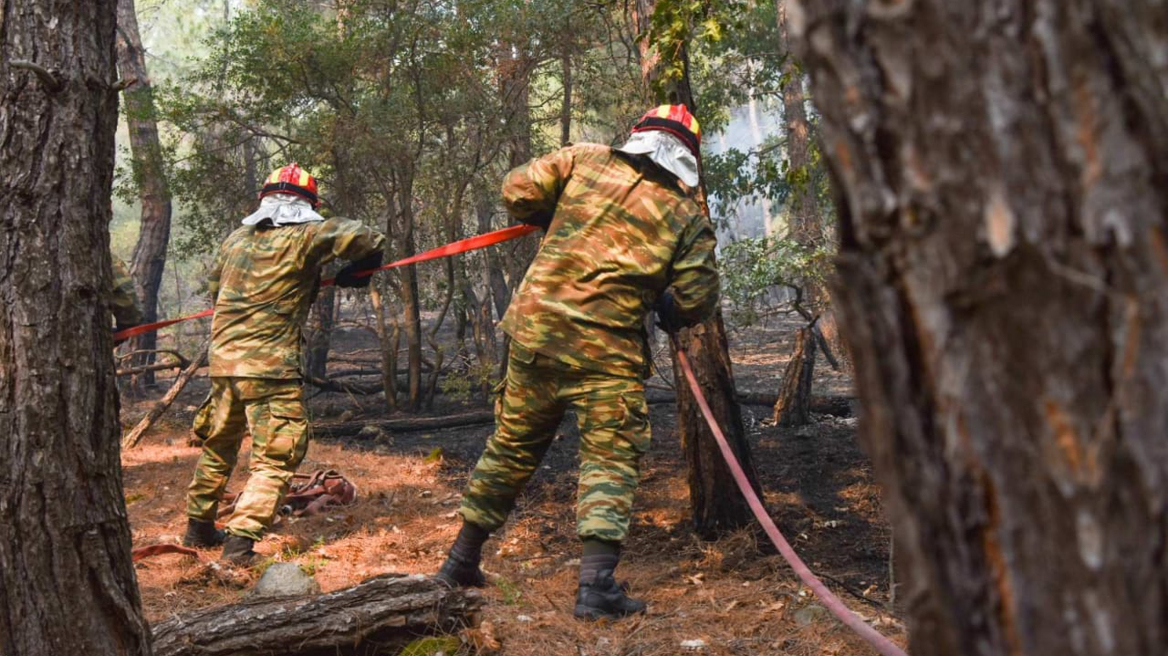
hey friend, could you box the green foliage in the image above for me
[720,235,831,326]
[126,0,841,345]
[439,360,496,403]
[494,575,523,605]
[397,636,461,656]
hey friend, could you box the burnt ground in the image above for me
[120,314,904,655]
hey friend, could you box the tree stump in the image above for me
[773,325,819,427]
[151,574,481,656]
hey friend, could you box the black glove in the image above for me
[654,290,682,334]
[516,211,553,230]
[335,250,383,288]
[113,324,138,347]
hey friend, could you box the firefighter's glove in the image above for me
[113,324,138,347]
[654,291,682,334]
[335,250,383,288]
[517,211,553,230]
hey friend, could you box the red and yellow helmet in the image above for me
[630,105,702,159]
[259,163,320,208]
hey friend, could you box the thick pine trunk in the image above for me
[632,0,760,536]
[791,0,1168,653]
[117,0,173,389]
[670,314,762,537]
[0,1,152,654]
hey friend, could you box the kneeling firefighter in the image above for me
[436,105,721,619]
[183,164,385,565]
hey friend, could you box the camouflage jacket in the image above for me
[499,143,720,379]
[110,257,143,328]
[208,218,385,379]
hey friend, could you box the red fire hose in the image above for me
[673,341,907,656]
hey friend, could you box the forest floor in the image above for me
[120,316,906,656]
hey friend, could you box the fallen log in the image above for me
[151,574,481,656]
[315,409,497,439]
[315,394,856,440]
[647,391,856,417]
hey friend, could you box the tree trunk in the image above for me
[791,1,1168,654]
[369,282,398,412]
[632,0,760,537]
[305,282,335,380]
[777,3,822,250]
[393,165,423,411]
[773,324,818,427]
[477,192,511,321]
[560,43,573,147]
[498,40,540,301]
[151,574,481,656]
[0,1,153,654]
[778,0,846,371]
[117,0,173,389]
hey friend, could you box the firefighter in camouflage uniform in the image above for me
[436,106,720,620]
[110,256,142,343]
[182,164,385,565]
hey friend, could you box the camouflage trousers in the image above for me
[186,377,309,541]
[460,341,650,543]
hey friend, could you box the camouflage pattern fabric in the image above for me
[191,392,213,444]
[460,342,650,542]
[208,217,384,379]
[110,256,143,328]
[186,377,308,541]
[499,143,719,378]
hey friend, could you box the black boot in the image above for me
[435,521,490,588]
[574,539,646,620]
[219,535,258,566]
[182,518,225,548]
[574,570,647,620]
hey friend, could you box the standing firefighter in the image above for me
[110,256,143,345]
[436,106,720,619]
[183,164,385,564]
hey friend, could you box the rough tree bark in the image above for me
[305,283,336,380]
[791,0,1168,654]
[631,0,761,537]
[151,575,480,656]
[392,163,424,411]
[778,2,823,251]
[117,0,173,389]
[560,33,573,147]
[773,324,817,426]
[0,1,153,654]
[477,191,511,322]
